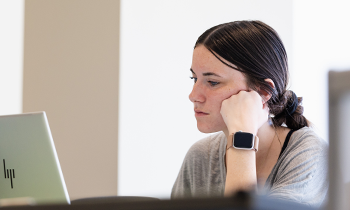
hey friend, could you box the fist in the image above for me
[220,90,268,135]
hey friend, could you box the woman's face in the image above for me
[189,45,249,133]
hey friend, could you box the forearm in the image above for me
[224,141,257,196]
[221,91,267,196]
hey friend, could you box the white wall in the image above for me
[119,0,293,198]
[0,0,23,115]
[293,0,350,141]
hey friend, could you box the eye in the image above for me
[208,81,219,86]
[190,76,197,83]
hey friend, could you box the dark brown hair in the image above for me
[195,20,308,130]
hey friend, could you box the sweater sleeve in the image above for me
[171,153,193,198]
[171,138,207,199]
[171,132,226,199]
[265,128,329,207]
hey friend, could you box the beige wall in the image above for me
[23,0,120,200]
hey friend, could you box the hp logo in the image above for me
[3,159,15,189]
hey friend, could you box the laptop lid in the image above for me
[328,70,350,210]
[0,112,70,205]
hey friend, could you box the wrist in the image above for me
[227,131,259,152]
[228,127,257,136]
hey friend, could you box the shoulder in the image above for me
[268,127,328,207]
[185,132,226,159]
[287,127,328,155]
[279,126,328,174]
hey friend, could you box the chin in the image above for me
[197,123,222,134]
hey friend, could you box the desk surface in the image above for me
[0,193,318,210]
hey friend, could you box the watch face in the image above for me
[233,132,254,149]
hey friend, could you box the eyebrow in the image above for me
[190,68,222,77]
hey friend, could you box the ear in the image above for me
[260,78,275,104]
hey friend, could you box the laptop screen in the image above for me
[0,112,70,205]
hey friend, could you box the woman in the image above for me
[171,20,328,207]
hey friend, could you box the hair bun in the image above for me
[270,90,308,130]
[286,91,298,115]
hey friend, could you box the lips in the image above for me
[194,109,209,116]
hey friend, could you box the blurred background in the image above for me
[0,0,349,200]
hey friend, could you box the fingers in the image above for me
[220,89,268,134]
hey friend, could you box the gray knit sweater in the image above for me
[171,127,328,207]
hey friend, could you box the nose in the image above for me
[189,83,205,103]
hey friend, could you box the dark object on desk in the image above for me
[71,196,159,205]
[328,70,350,210]
[0,192,317,210]
[253,194,318,210]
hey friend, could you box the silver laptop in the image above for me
[0,112,70,205]
[328,70,350,210]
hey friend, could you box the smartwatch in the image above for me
[229,131,259,152]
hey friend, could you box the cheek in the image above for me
[205,94,230,125]
[210,89,235,110]
[197,88,237,133]
[207,93,225,111]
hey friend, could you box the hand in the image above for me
[220,90,268,135]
